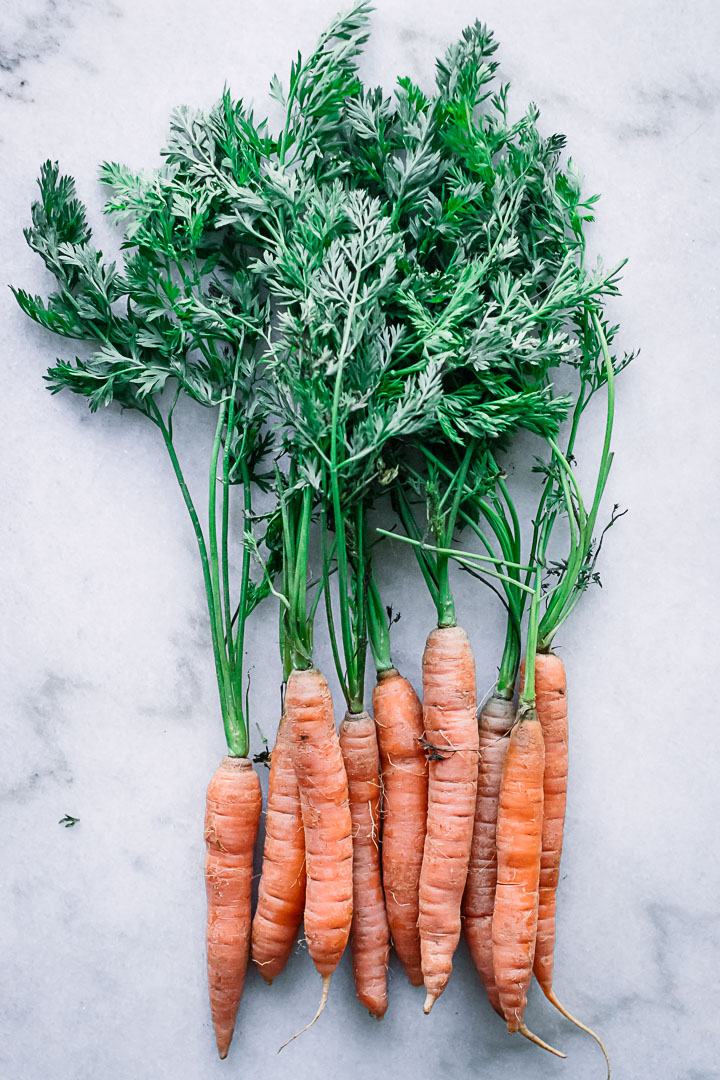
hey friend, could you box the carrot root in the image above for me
[251,712,306,984]
[340,710,390,1020]
[518,1022,566,1059]
[419,625,478,1007]
[423,991,438,1015]
[278,974,331,1052]
[204,756,262,1061]
[545,989,610,1077]
[286,668,353,979]
[462,694,515,1017]
[373,669,427,988]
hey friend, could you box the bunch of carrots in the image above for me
[14,3,632,1070]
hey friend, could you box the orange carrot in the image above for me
[339,709,390,1018]
[525,653,610,1073]
[418,624,478,1013]
[372,667,427,987]
[491,706,565,1057]
[204,756,262,1059]
[530,652,568,996]
[285,666,353,1010]
[462,694,515,1015]
[251,713,306,983]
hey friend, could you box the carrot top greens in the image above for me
[13,156,278,757]
[14,0,629,734]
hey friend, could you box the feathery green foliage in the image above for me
[13,154,275,755]
[14,2,630,729]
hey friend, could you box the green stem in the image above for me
[208,400,241,749]
[328,222,365,704]
[231,456,253,739]
[292,486,312,648]
[496,614,521,700]
[150,402,241,752]
[435,441,476,627]
[367,573,393,673]
[376,531,537,594]
[222,353,241,664]
[350,500,368,711]
[538,313,615,650]
[322,505,348,702]
[395,486,440,607]
[520,569,542,707]
[280,480,314,673]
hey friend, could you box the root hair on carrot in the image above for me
[545,990,610,1078]
[277,974,331,1052]
[518,1022,566,1058]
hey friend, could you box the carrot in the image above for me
[251,712,306,983]
[419,624,478,1014]
[204,756,262,1059]
[528,652,568,996]
[339,709,390,1018]
[462,693,515,1015]
[372,667,427,987]
[491,706,566,1056]
[284,666,353,1021]
[524,652,610,1074]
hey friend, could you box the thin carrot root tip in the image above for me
[546,990,610,1078]
[277,975,331,1053]
[518,1023,566,1059]
[423,992,438,1015]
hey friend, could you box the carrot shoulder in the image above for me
[285,667,353,983]
[205,756,262,1059]
[339,709,390,1018]
[492,709,544,1034]
[251,712,306,983]
[462,694,515,1015]
[419,624,478,1013]
[373,668,427,987]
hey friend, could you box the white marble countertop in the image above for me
[2,2,719,1077]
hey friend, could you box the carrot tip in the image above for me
[545,989,610,1078]
[518,1022,566,1059]
[278,974,331,1052]
[216,1034,232,1060]
[423,992,438,1015]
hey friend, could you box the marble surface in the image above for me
[2,2,719,1077]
